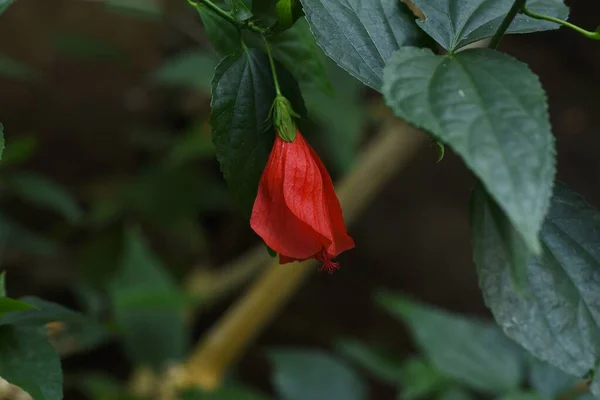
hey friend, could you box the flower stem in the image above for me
[489,0,527,49]
[262,36,282,96]
[522,6,600,40]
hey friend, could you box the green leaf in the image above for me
[103,0,162,19]
[75,373,137,400]
[181,386,269,400]
[0,326,63,400]
[0,0,16,17]
[1,134,38,166]
[0,298,36,318]
[383,47,555,254]
[267,17,333,95]
[0,297,110,352]
[529,360,579,399]
[0,54,39,81]
[335,339,405,383]
[53,32,123,60]
[376,292,523,393]
[109,228,188,370]
[269,349,368,400]
[498,392,544,400]
[0,213,57,256]
[473,182,600,396]
[398,358,454,400]
[211,49,305,217]
[436,388,474,400]
[0,272,5,296]
[0,123,5,161]
[197,4,242,56]
[412,0,568,51]
[7,172,83,223]
[230,0,253,21]
[151,49,218,92]
[162,125,215,167]
[299,0,422,90]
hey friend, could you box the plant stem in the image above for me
[489,0,527,49]
[522,6,600,40]
[187,0,267,34]
[262,36,282,96]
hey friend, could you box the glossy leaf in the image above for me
[7,172,83,223]
[269,349,368,400]
[383,47,555,254]
[151,49,218,92]
[197,4,242,56]
[474,183,600,396]
[109,228,188,370]
[412,0,569,51]
[376,292,523,393]
[0,326,62,400]
[299,0,422,90]
[211,49,305,217]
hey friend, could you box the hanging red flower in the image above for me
[250,129,355,273]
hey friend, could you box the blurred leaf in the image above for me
[436,388,474,400]
[151,49,218,92]
[229,0,253,21]
[75,373,137,400]
[109,228,188,370]
[0,326,63,400]
[0,297,110,352]
[376,292,523,393]
[7,172,83,223]
[0,297,36,318]
[498,392,544,400]
[0,212,57,256]
[0,54,39,81]
[398,358,453,400]
[1,134,38,166]
[53,32,123,60]
[103,0,162,19]
[529,359,579,399]
[163,124,215,167]
[181,386,269,400]
[0,0,16,16]
[0,271,4,296]
[78,230,123,288]
[196,3,242,56]
[268,18,333,95]
[211,49,305,217]
[335,339,404,383]
[269,349,368,400]
[0,123,5,161]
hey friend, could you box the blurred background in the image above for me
[0,0,599,399]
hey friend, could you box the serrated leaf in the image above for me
[474,183,600,397]
[0,326,63,400]
[376,292,523,393]
[529,359,579,399]
[267,17,333,95]
[335,339,405,383]
[7,172,83,224]
[269,349,368,400]
[151,49,218,92]
[412,0,569,51]
[0,0,16,16]
[211,49,305,217]
[109,228,188,370]
[299,0,422,90]
[383,47,555,254]
[197,4,242,56]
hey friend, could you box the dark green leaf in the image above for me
[0,123,5,161]
[103,0,162,19]
[1,134,38,166]
[0,0,15,16]
[109,228,188,370]
[498,393,544,400]
[75,373,137,400]
[335,339,404,383]
[299,0,422,90]
[197,4,242,56]
[53,33,123,60]
[412,0,568,51]
[0,54,39,81]
[162,125,215,167]
[181,386,269,400]
[151,49,218,92]
[230,0,253,21]
[0,326,62,400]
[0,213,57,256]
[529,359,579,399]
[383,47,555,254]
[269,349,368,400]
[0,298,36,318]
[0,272,5,296]
[268,17,333,95]
[211,49,305,217]
[7,172,83,224]
[474,183,600,397]
[436,388,474,400]
[0,297,110,352]
[376,292,523,393]
[399,358,454,400]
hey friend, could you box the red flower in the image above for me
[250,130,355,273]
